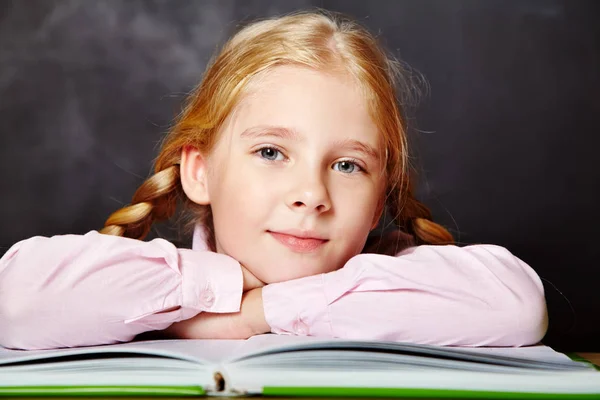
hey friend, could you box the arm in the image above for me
[261,244,548,346]
[0,231,244,350]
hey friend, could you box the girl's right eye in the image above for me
[256,147,285,162]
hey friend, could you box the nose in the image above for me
[286,170,332,214]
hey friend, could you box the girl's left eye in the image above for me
[333,160,363,174]
[257,147,285,161]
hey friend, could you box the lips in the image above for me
[268,231,328,253]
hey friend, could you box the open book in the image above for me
[1,334,599,398]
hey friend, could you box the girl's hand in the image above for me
[241,264,264,291]
[162,288,269,340]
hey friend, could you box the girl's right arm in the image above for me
[0,231,243,350]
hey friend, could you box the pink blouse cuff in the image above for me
[262,273,333,337]
[179,250,243,318]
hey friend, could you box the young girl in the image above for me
[0,11,547,350]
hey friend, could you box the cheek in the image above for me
[333,183,381,228]
[332,186,381,252]
[212,162,268,207]
[210,166,276,242]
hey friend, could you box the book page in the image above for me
[0,335,588,371]
[448,344,580,364]
[0,339,244,366]
[228,335,590,370]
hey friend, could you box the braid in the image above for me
[99,165,181,240]
[391,181,454,246]
[402,197,454,245]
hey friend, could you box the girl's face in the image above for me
[189,65,385,283]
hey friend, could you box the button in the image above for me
[293,319,309,336]
[202,288,215,308]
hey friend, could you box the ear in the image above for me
[180,146,211,205]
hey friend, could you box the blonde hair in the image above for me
[100,10,454,251]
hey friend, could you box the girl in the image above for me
[0,11,547,350]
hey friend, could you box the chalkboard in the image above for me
[1,0,598,350]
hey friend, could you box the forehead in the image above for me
[227,65,380,147]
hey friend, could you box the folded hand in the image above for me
[163,288,269,340]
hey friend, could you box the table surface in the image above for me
[577,352,600,364]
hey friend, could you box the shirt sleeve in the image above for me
[0,231,243,350]
[262,244,548,347]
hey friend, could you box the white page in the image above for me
[2,335,598,396]
[226,367,600,396]
[0,335,589,370]
[0,339,248,366]
[450,344,582,364]
[227,335,588,369]
[0,341,224,390]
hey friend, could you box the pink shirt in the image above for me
[0,228,548,350]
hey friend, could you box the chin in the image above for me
[250,264,308,284]
[258,271,305,284]
[259,261,343,284]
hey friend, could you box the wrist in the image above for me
[241,288,270,335]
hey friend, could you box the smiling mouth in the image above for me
[268,231,328,253]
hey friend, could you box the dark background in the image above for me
[1,0,598,351]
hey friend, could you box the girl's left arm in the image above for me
[262,244,548,346]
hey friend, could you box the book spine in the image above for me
[213,372,225,392]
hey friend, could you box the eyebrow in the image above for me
[240,125,381,162]
[332,138,381,162]
[239,125,301,141]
